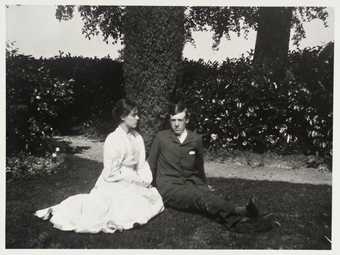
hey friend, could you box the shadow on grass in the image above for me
[6,155,332,249]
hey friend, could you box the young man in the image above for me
[148,101,274,232]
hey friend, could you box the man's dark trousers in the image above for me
[148,129,241,227]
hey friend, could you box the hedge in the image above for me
[6,44,333,157]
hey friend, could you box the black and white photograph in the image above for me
[2,0,337,252]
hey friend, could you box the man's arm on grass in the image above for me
[147,134,161,180]
[196,135,208,183]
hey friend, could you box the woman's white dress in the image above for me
[34,126,164,233]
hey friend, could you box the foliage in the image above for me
[56,6,185,149]
[7,42,333,158]
[7,49,124,127]
[55,6,328,49]
[6,151,64,180]
[123,6,185,149]
[55,5,194,44]
[41,53,124,128]
[53,5,330,151]
[188,6,329,48]
[56,5,125,44]
[180,45,333,157]
[6,44,74,155]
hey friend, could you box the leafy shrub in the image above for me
[41,53,124,128]
[8,50,125,129]
[7,42,333,159]
[180,45,333,157]
[6,151,65,180]
[6,45,74,155]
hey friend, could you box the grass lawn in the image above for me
[6,155,331,249]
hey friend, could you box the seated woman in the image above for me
[34,98,164,233]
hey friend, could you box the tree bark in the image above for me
[253,7,293,74]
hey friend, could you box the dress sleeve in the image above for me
[102,134,125,182]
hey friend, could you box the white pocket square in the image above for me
[189,150,196,155]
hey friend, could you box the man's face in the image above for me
[170,111,189,136]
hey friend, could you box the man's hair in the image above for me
[112,98,138,124]
[168,101,190,119]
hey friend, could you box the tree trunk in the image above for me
[253,7,292,74]
[123,6,185,149]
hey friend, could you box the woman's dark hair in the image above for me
[112,98,138,126]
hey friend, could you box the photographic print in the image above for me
[4,0,335,251]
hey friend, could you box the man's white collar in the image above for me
[178,129,188,144]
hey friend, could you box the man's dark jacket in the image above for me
[147,129,207,194]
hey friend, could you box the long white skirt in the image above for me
[34,181,164,233]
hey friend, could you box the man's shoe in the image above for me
[245,196,259,218]
[230,213,279,233]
